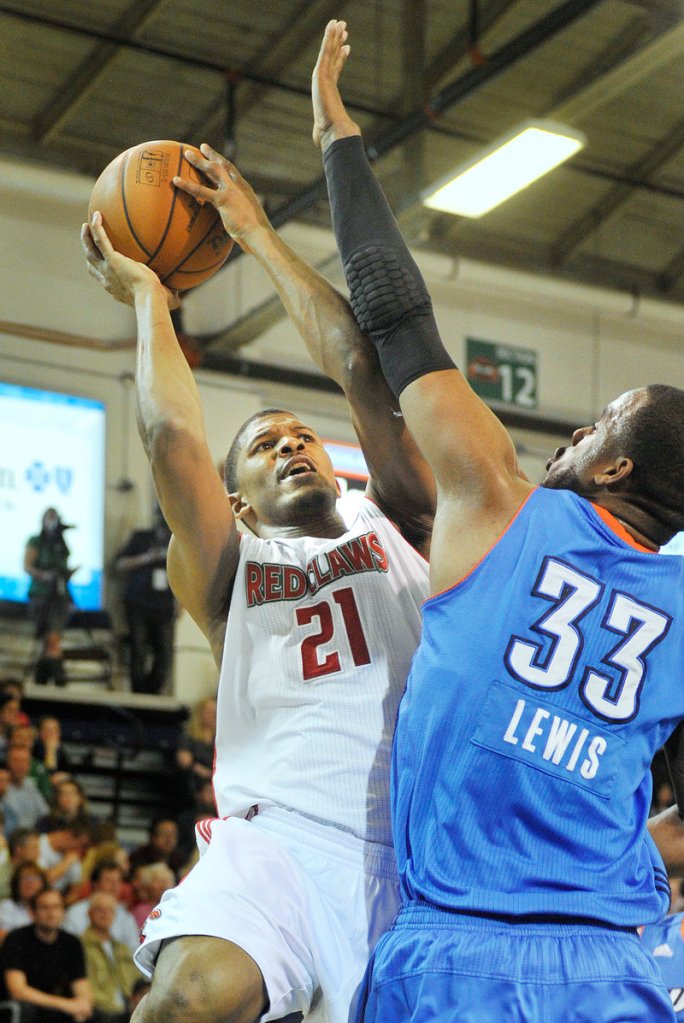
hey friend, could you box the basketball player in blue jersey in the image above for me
[313,20,684,1022]
[642,913,684,1015]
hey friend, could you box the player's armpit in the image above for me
[648,804,684,874]
[665,721,684,817]
[167,525,239,664]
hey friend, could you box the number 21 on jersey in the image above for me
[505,556,670,723]
[296,586,371,681]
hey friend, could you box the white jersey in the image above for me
[214,495,428,847]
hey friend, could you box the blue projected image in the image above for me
[0,381,106,610]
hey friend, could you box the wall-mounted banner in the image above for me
[466,337,537,409]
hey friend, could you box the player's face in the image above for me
[234,413,338,527]
[541,389,644,493]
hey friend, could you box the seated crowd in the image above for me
[0,679,218,1023]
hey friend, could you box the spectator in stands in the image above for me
[78,843,130,906]
[23,508,75,688]
[3,886,93,1022]
[0,768,19,838]
[0,811,11,900]
[38,780,98,836]
[64,860,138,954]
[8,829,40,869]
[0,679,30,726]
[113,507,175,695]
[128,818,183,880]
[652,779,676,818]
[4,744,49,829]
[81,892,139,1023]
[9,724,52,802]
[33,718,72,784]
[174,696,216,810]
[0,693,21,760]
[0,861,47,943]
[37,823,87,905]
[129,862,175,931]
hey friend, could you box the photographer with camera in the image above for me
[24,508,75,687]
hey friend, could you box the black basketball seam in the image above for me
[146,143,185,266]
[161,213,228,284]
[121,150,152,259]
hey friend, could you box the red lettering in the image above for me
[283,566,308,600]
[309,555,333,589]
[368,532,389,572]
[264,564,283,601]
[245,562,264,606]
[339,535,374,572]
[328,547,352,581]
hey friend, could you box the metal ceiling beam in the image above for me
[200,0,604,356]
[552,115,684,266]
[0,5,391,122]
[423,0,522,92]
[236,0,604,232]
[218,0,606,238]
[549,14,649,108]
[548,18,684,263]
[231,0,356,120]
[401,0,428,196]
[186,0,356,156]
[33,0,171,145]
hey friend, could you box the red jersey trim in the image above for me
[590,503,656,554]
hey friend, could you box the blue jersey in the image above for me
[393,487,684,926]
[642,913,684,1014]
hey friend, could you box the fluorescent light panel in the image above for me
[423,120,586,218]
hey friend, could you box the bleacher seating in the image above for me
[24,692,188,847]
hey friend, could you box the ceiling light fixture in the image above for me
[422,119,586,218]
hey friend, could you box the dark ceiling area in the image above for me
[2,0,684,336]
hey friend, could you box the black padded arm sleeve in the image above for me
[323,135,455,398]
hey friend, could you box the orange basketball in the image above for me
[88,140,233,290]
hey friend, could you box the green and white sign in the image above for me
[465,337,537,409]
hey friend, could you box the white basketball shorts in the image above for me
[134,806,400,1023]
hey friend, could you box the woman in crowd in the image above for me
[0,861,47,943]
[37,778,99,835]
[174,695,216,809]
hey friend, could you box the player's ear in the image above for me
[229,490,252,521]
[594,456,634,488]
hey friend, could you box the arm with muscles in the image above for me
[314,21,531,590]
[70,977,93,1022]
[174,146,435,553]
[4,970,90,1021]
[81,218,238,662]
[647,722,684,874]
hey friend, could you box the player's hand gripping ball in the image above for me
[88,140,233,290]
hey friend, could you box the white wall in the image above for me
[1,154,683,703]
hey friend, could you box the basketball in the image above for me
[87,140,233,290]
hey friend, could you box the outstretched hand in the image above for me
[81,213,180,310]
[312,19,360,151]
[173,144,270,251]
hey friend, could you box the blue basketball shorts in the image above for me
[354,904,675,1022]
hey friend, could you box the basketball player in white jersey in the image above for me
[81,149,434,1023]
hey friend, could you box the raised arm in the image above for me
[81,218,238,661]
[173,147,434,553]
[313,21,531,590]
